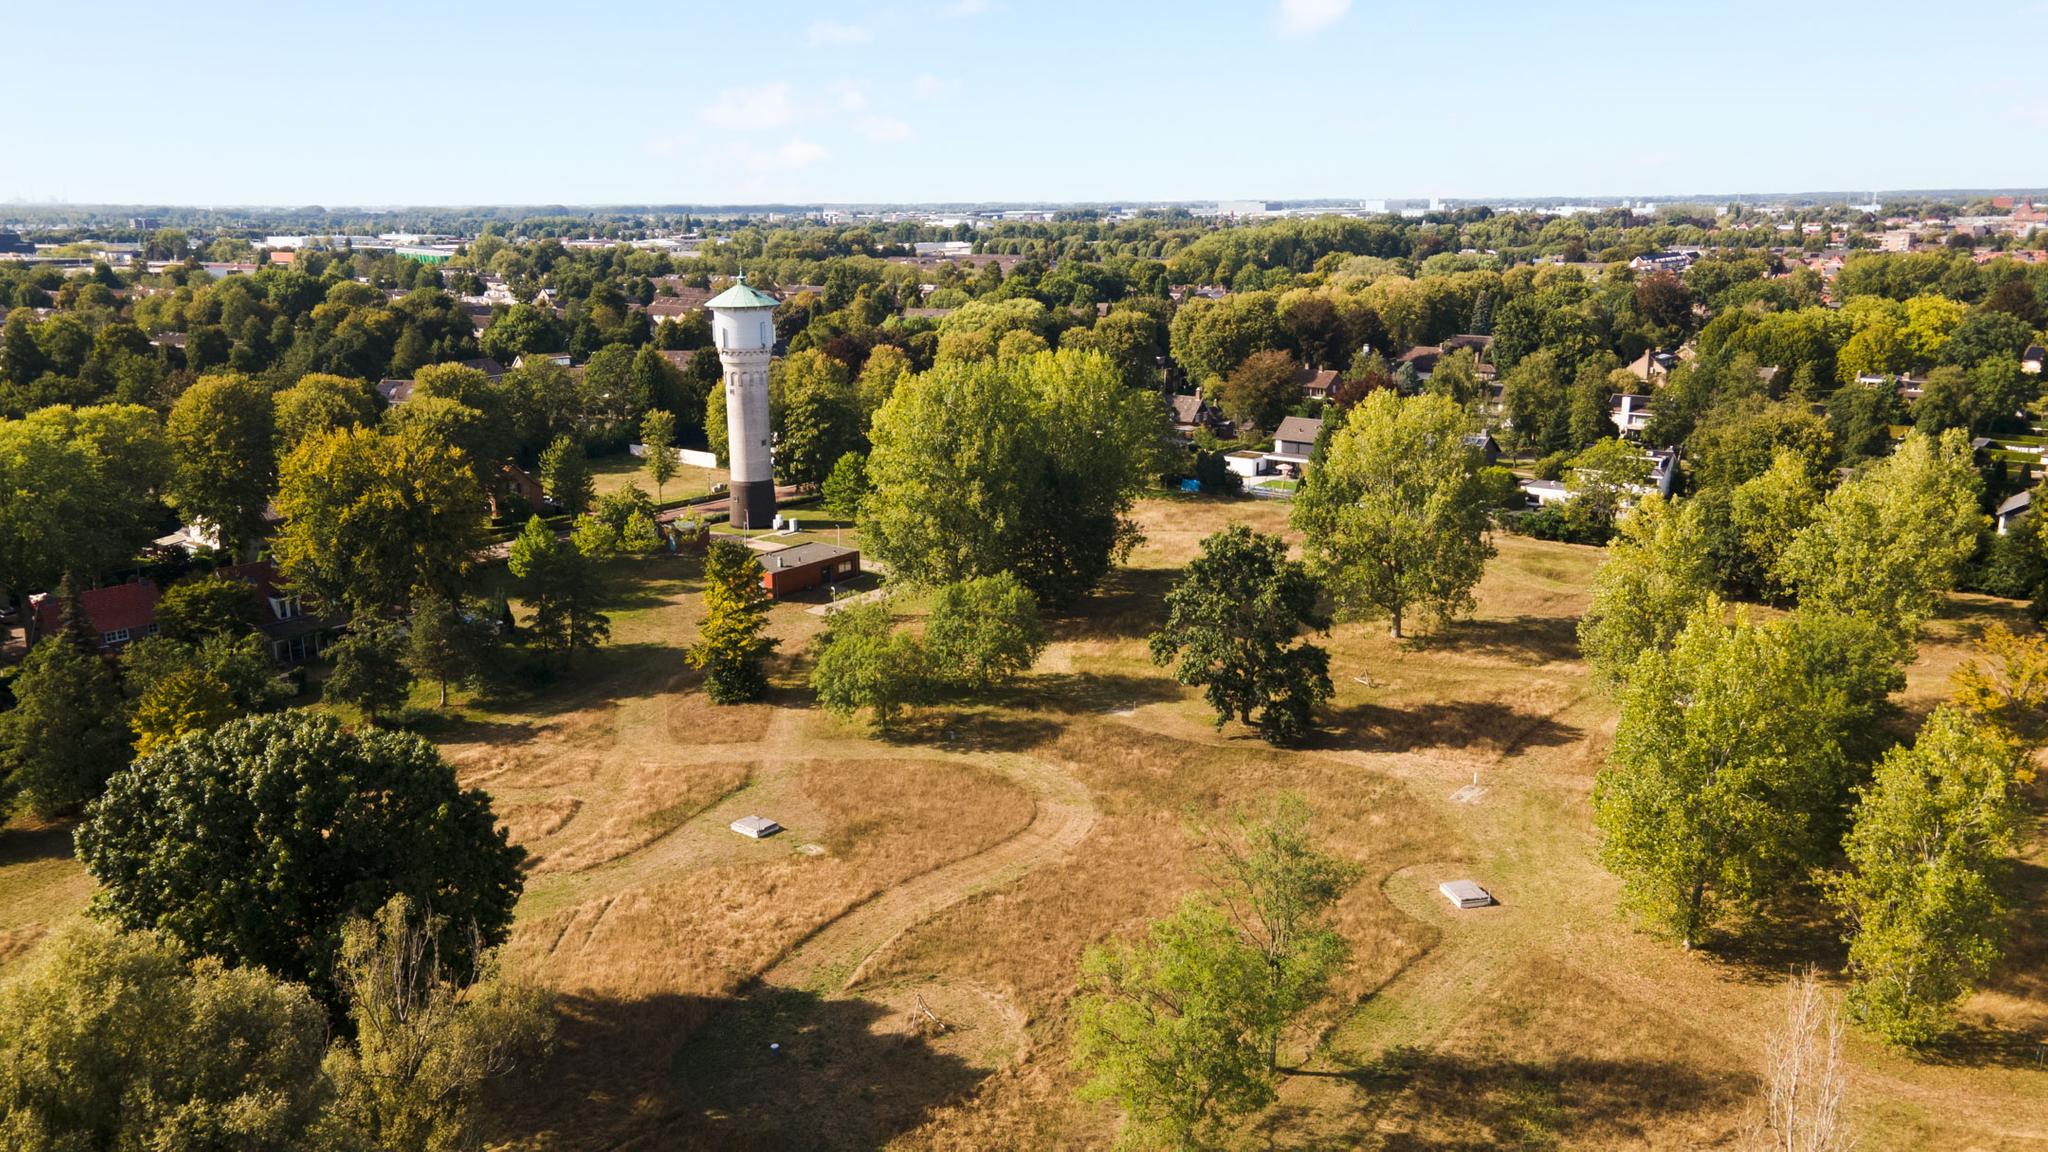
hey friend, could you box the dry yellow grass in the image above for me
[1,494,2043,1151]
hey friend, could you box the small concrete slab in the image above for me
[1440,879,1494,909]
[730,815,783,840]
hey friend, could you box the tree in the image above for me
[1197,794,1357,1071]
[809,599,928,731]
[273,425,487,617]
[507,515,610,669]
[1562,436,1652,542]
[166,373,277,556]
[640,408,677,501]
[1216,349,1300,433]
[326,624,412,723]
[320,896,554,1152]
[1726,448,1824,602]
[1073,901,1275,1150]
[1578,495,1716,689]
[1779,429,1984,647]
[862,349,1163,604]
[1293,390,1493,639]
[0,583,130,816]
[154,571,262,642]
[924,571,1046,692]
[1150,525,1333,745]
[1751,969,1853,1152]
[1826,706,2025,1045]
[704,380,729,466]
[130,665,237,758]
[690,539,776,703]
[405,593,495,707]
[0,405,172,594]
[620,510,660,555]
[821,450,869,519]
[538,434,594,515]
[0,923,329,1152]
[1824,378,1904,465]
[77,711,525,1002]
[1594,608,1893,948]
[275,372,379,454]
[775,373,860,488]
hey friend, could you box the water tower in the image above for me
[706,273,781,530]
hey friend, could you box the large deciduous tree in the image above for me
[508,515,610,669]
[1593,608,1897,949]
[166,373,277,556]
[273,425,487,617]
[862,349,1163,604]
[1292,390,1492,639]
[1150,525,1332,745]
[1216,349,1301,434]
[76,711,524,1002]
[0,923,330,1152]
[1578,495,1717,689]
[1827,706,2025,1046]
[1778,429,1983,648]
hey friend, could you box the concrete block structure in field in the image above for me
[708,273,782,530]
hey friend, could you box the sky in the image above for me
[5,0,2046,207]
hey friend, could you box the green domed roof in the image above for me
[705,273,780,310]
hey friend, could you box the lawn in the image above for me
[2,493,2043,1150]
[588,449,725,504]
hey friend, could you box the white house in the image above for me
[1611,393,1654,437]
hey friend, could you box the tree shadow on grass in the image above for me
[1316,699,1581,756]
[1694,906,1848,987]
[1044,565,1175,643]
[1417,615,1584,666]
[489,988,995,1152]
[882,709,1064,754]
[1266,1047,1747,1151]
[0,821,74,869]
[997,670,1184,717]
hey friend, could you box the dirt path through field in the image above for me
[758,747,1099,994]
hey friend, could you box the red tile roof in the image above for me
[29,580,160,647]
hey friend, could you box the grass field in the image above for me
[1,493,2043,1149]
[591,450,726,503]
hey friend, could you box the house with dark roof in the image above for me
[377,378,415,406]
[2024,345,2045,375]
[1996,490,2033,535]
[1394,345,1443,376]
[758,542,861,599]
[1272,415,1322,458]
[1167,393,1227,436]
[1296,366,1340,400]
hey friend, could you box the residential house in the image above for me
[1167,393,1227,436]
[1272,415,1321,458]
[1611,394,1654,437]
[377,378,415,406]
[2024,345,2045,375]
[1296,366,1340,400]
[1394,345,1443,377]
[26,581,161,650]
[514,351,573,369]
[25,563,334,663]
[1627,349,1677,384]
[1463,431,1501,466]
